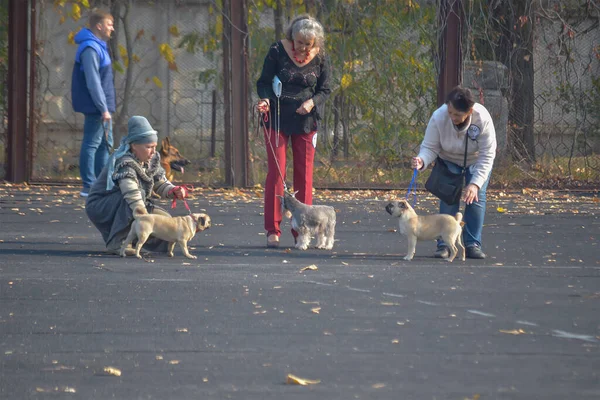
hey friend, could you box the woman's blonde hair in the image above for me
[285,14,325,49]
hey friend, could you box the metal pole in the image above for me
[6,0,30,182]
[222,0,249,187]
[222,0,233,185]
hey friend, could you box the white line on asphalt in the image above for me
[516,320,538,326]
[345,286,371,293]
[382,292,406,298]
[552,330,598,343]
[467,310,496,318]
[416,300,440,306]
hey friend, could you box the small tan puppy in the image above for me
[385,199,465,262]
[121,207,211,259]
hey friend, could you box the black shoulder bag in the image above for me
[424,136,469,205]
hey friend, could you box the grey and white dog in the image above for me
[278,191,336,250]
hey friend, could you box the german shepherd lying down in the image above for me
[159,137,190,182]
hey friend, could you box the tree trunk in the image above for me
[304,0,317,16]
[274,0,284,40]
[491,0,536,163]
[332,93,341,158]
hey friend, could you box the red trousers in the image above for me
[264,128,316,237]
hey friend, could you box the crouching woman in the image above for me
[85,116,187,255]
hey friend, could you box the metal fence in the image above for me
[3,0,599,188]
[247,0,440,189]
[464,0,600,183]
[31,0,226,186]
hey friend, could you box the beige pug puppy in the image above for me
[121,207,211,259]
[385,199,465,262]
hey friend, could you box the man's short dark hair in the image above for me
[446,86,475,112]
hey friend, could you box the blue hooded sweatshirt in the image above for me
[71,28,116,114]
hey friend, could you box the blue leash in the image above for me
[405,168,418,206]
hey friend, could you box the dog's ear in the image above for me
[161,137,171,150]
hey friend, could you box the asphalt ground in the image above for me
[1,184,599,400]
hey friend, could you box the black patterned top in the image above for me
[257,41,331,135]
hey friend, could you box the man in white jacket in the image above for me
[411,86,497,259]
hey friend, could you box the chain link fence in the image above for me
[464,0,599,184]
[4,0,599,188]
[247,0,599,189]
[31,0,226,186]
[248,1,439,189]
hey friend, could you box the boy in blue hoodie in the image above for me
[71,8,115,197]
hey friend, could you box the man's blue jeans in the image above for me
[79,114,113,191]
[437,160,491,249]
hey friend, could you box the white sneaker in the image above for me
[80,191,89,197]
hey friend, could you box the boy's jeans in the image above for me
[79,114,113,192]
[437,160,491,249]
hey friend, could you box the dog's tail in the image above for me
[454,212,463,225]
[133,206,148,218]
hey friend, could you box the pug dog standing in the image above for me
[121,207,211,259]
[386,199,465,262]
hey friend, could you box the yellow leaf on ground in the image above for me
[299,264,318,272]
[102,366,121,376]
[499,329,526,335]
[497,207,507,213]
[311,307,321,314]
[286,374,320,385]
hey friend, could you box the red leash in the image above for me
[258,110,288,192]
[168,184,194,214]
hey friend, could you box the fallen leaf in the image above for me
[176,328,188,333]
[311,307,321,314]
[499,329,526,335]
[372,383,386,389]
[102,366,122,376]
[286,373,320,385]
[168,360,180,365]
[299,264,318,272]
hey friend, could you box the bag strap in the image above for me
[461,134,469,175]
